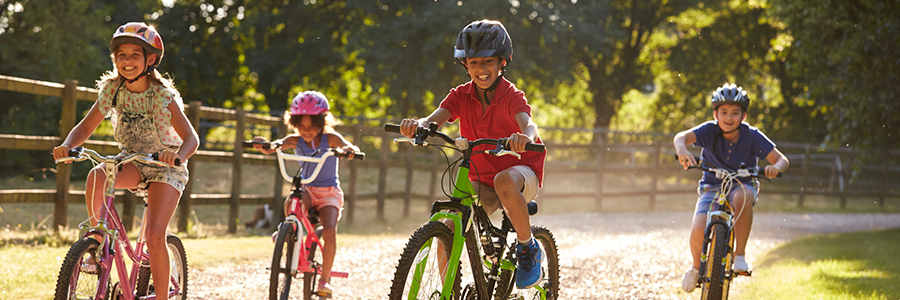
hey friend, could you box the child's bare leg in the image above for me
[145,183,180,299]
[84,163,140,240]
[493,169,531,241]
[731,191,753,256]
[317,206,339,284]
[688,214,706,269]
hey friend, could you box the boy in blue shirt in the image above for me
[673,83,789,292]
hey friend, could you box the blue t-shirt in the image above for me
[294,134,339,188]
[691,121,775,185]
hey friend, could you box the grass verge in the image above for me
[735,228,900,300]
[0,233,391,300]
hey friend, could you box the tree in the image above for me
[510,0,697,132]
[766,0,899,159]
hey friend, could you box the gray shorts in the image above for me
[471,165,540,215]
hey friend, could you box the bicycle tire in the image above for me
[270,222,296,300]
[135,233,189,300]
[388,221,461,300]
[54,237,108,300]
[702,223,729,300]
[494,226,560,300]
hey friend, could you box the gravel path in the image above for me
[187,212,900,299]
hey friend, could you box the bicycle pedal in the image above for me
[313,291,332,298]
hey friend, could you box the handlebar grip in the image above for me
[524,143,545,153]
[384,124,401,133]
[333,150,366,160]
[150,153,182,167]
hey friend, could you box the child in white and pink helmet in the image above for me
[252,90,359,296]
[53,22,199,300]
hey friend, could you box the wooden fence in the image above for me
[2,75,898,233]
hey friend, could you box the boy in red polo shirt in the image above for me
[398,19,547,289]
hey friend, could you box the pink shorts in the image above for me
[304,186,344,220]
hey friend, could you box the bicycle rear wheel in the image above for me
[494,226,560,300]
[135,233,189,300]
[702,223,729,300]
[54,237,108,300]
[270,222,296,300]
[389,221,460,300]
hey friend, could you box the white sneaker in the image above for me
[681,268,700,293]
[734,256,750,273]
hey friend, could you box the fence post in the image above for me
[429,150,439,201]
[377,128,389,221]
[178,101,201,233]
[403,143,414,217]
[649,141,660,210]
[346,123,362,224]
[594,128,606,209]
[798,145,810,207]
[122,191,135,232]
[229,107,246,233]
[54,80,78,231]
[270,120,288,228]
[880,149,888,208]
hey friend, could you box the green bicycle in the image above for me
[384,123,559,300]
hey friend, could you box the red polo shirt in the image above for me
[439,78,546,187]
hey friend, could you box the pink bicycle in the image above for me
[53,146,187,300]
[243,140,364,300]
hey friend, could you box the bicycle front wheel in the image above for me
[389,221,460,300]
[270,222,297,300]
[135,233,189,300]
[54,237,108,300]
[494,225,560,300]
[702,223,730,300]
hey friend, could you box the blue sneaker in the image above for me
[515,238,544,289]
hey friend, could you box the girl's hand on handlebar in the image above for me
[53,145,71,163]
[399,119,420,138]
[158,149,182,167]
[676,152,697,170]
[251,136,276,154]
[507,132,532,153]
[764,165,781,179]
[336,145,360,160]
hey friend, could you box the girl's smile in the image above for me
[294,115,322,144]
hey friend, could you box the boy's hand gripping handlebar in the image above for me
[383,123,545,157]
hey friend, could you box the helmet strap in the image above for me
[126,65,155,84]
[482,75,502,106]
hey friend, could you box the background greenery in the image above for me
[1,0,898,178]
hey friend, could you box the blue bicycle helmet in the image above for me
[710,83,750,111]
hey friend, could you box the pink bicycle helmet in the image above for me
[290,91,330,115]
[110,22,165,66]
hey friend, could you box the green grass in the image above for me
[735,229,900,300]
[0,233,397,300]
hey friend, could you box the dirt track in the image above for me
[186,212,900,299]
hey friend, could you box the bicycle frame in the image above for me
[273,148,351,279]
[60,148,182,300]
[686,158,774,298]
[390,129,548,300]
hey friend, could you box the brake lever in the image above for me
[392,137,427,146]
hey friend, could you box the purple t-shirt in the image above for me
[691,121,775,185]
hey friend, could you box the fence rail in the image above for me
[2,75,898,233]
